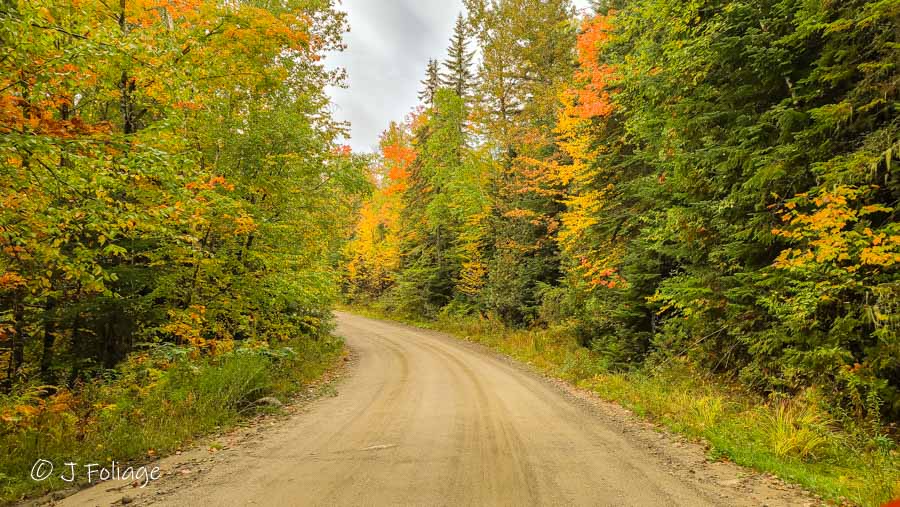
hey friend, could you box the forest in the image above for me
[343,0,900,429]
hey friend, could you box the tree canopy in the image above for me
[1,0,367,388]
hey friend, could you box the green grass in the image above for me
[346,305,900,507]
[0,335,344,504]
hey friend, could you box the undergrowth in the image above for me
[0,335,343,504]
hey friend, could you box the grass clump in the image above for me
[763,398,834,461]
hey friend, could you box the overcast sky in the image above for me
[325,0,592,153]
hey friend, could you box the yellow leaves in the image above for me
[459,260,488,297]
[552,17,624,290]
[164,305,222,352]
[859,231,900,267]
[234,215,257,235]
[859,248,898,267]
[37,6,55,23]
[861,204,890,215]
[774,185,899,272]
[13,404,39,418]
[344,176,404,294]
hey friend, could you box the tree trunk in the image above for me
[10,298,25,382]
[118,0,136,134]
[40,300,57,382]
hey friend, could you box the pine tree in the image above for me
[440,13,474,99]
[418,59,441,106]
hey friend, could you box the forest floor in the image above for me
[50,312,818,506]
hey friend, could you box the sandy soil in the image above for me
[54,312,819,506]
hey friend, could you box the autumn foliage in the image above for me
[343,0,900,430]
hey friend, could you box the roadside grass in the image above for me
[345,305,900,507]
[0,335,343,504]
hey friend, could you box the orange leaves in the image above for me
[215,6,310,55]
[576,14,615,67]
[127,0,203,27]
[173,100,202,111]
[569,14,618,120]
[0,92,109,138]
[0,386,76,430]
[186,175,235,192]
[0,271,26,291]
[576,255,627,290]
[551,14,626,293]
[382,142,416,194]
[504,208,537,220]
[383,143,417,169]
[10,404,39,419]
[48,391,74,414]
[344,126,416,297]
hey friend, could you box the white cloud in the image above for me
[325,0,593,153]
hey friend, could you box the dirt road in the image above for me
[60,312,815,506]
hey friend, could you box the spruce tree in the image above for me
[440,13,474,99]
[418,59,440,106]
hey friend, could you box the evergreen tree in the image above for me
[392,90,473,316]
[466,0,577,325]
[440,13,475,99]
[418,59,441,106]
